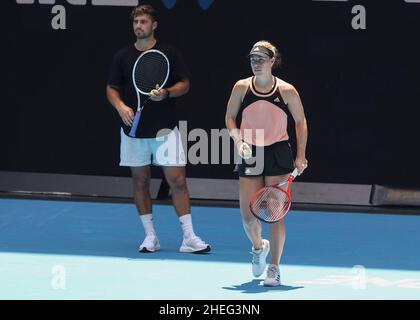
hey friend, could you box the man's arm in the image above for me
[106,85,134,126]
[166,78,190,98]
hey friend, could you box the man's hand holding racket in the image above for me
[150,84,169,102]
[117,103,135,127]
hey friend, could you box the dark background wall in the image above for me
[2,0,420,187]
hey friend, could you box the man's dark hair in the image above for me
[130,4,157,22]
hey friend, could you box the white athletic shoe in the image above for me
[251,239,270,277]
[138,234,160,253]
[179,236,211,253]
[263,264,281,286]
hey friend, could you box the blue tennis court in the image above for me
[1,198,419,300]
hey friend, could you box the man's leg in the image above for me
[131,166,152,214]
[161,166,189,217]
[131,166,160,252]
[162,166,210,253]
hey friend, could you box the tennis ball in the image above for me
[241,143,252,159]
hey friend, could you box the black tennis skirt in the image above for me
[236,140,295,177]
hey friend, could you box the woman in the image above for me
[225,40,308,286]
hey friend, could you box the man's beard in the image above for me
[136,30,152,39]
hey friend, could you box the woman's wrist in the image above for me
[235,139,244,147]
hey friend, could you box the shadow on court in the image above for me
[1,198,420,271]
[223,280,304,294]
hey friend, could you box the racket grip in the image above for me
[128,111,141,137]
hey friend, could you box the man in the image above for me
[106,4,210,254]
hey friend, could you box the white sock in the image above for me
[179,214,196,239]
[140,214,156,237]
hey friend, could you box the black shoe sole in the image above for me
[192,245,211,254]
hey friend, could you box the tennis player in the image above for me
[225,40,308,285]
[106,4,210,254]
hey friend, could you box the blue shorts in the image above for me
[119,128,186,167]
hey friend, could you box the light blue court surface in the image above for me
[1,198,420,300]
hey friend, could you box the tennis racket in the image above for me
[129,49,170,137]
[249,168,299,223]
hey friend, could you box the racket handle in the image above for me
[291,168,299,178]
[129,111,141,137]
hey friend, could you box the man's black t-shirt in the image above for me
[108,42,189,138]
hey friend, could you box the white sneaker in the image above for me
[263,264,281,286]
[138,234,160,253]
[179,236,211,253]
[251,239,270,277]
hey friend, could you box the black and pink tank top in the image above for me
[237,77,289,146]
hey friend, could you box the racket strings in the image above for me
[251,187,290,222]
[134,53,169,93]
